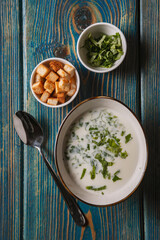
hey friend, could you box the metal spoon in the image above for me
[13,111,86,226]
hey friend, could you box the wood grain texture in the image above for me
[0,0,23,239]
[140,0,160,239]
[3,0,160,239]
[22,0,143,239]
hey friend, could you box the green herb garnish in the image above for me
[83,32,123,68]
[112,170,122,182]
[90,164,96,179]
[121,151,128,159]
[106,138,122,157]
[121,131,125,136]
[80,168,86,179]
[95,153,113,179]
[86,185,107,191]
[125,134,132,143]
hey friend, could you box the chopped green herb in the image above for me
[125,134,132,143]
[121,130,125,136]
[114,170,120,175]
[87,144,90,150]
[89,127,98,131]
[83,32,123,68]
[95,153,112,179]
[121,151,128,159]
[80,168,86,179]
[90,164,96,179]
[106,138,122,157]
[112,170,122,182]
[107,162,114,166]
[86,185,107,191]
[92,140,98,145]
[112,175,122,182]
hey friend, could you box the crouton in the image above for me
[45,71,59,83]
[67,89,76,97]
[71,83,76,90]
[49,61,64,72]
[64,64,75,77]
[44,80,55,93]
[57,69,70,79]
[47,98,58,106]
[59,78,70,92]
[35,73,44,83]
[40,90,50,103]
[69,76,76,90]
[36,64,50,78]
[69,76,76,85]
[32,81,44,94]
[57,93,66,104]
[52,91,57,98]
[55,82,65,94]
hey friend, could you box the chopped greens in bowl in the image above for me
[77,22,127,73]
[83,32,124,68]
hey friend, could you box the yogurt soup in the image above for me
[64,108,138,195]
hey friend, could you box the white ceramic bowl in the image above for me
[30,58,80,108]
[77,22,127,73]
[55,97,148,206]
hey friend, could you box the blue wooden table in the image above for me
[0,0,160,239]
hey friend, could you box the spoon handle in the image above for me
[38,148,87,226]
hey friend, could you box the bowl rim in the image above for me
[77,22,127,73]
[55,96,148,207]
[30,57,80,108]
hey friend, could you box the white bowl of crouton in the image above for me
[30,58,80,108]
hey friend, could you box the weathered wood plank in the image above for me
[23,0,143,239]
[0,0,23,239]
[140,0,160,239]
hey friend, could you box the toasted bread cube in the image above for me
[35,73,44,83]
[57,69,70,79]
[59,78,70,92]
[49,61,64,72]
[57,93,66,104]
[44,80,55,93]
[71,83,76,90]
[69,76,76,85]
[67,89,76,97]
[40,90,50,103]
[47,98,58,106]
[46,71,59,83]
[64,64,75,77]
[69,76,76,90]
[36,64,50,78]
[32,81,44,94]
[52,91,57,98]
[55,82,65,94]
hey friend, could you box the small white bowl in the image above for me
[77,22,127,73]
[30,57,80,108]
[55,97,148,206]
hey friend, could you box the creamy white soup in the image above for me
[64,108,138,195]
